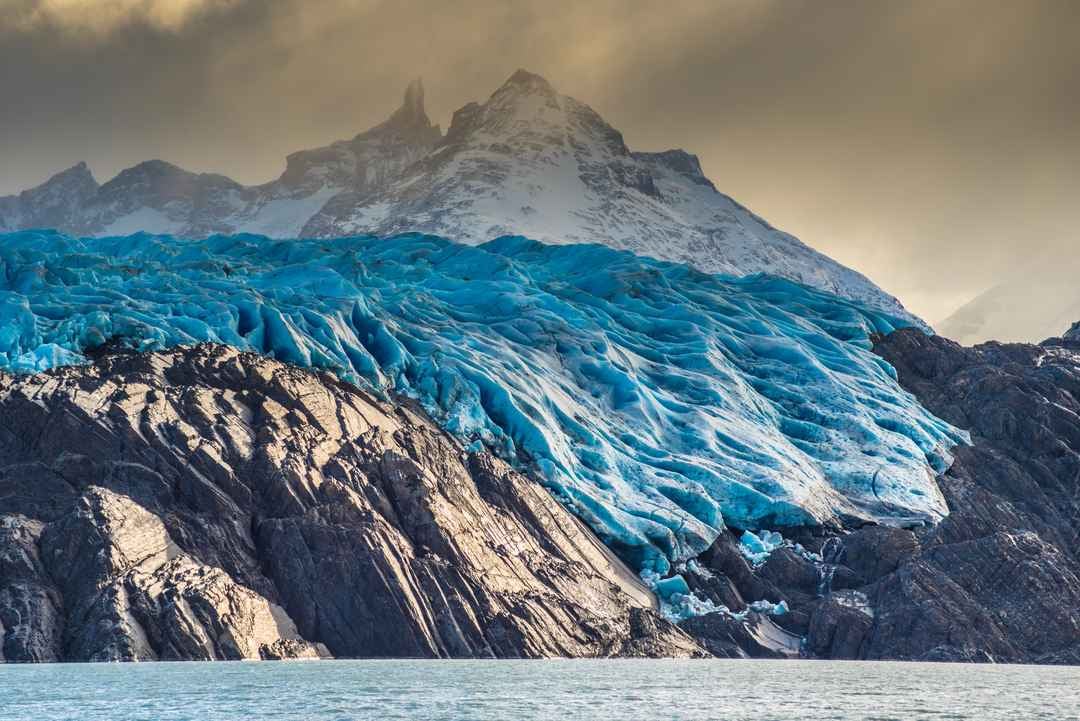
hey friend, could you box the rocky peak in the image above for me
[278,79,442,194]
[637,150,705,179]
[442,101,483,145]
[401,77,426,120]
[96,159,240,207]
[500,68,557,95]
[1064,321,1080,341]
[103,159,192,187]
[22,161,98,201]
[360,77,441,142]
[442,68,627,158]
[4,162,100,231]
[45,160,95,185]
[473,69,566,128]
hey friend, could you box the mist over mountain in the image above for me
[0,71,921,328]
[939,259,1080,345]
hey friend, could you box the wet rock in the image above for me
[0,345,702,661]
[833,526,920,584]
[680,613,772,659]
[805,592,874,659]
[759,547,821,598]
[681,611,802,659]
[697,534,787,610]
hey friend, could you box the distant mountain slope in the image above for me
[938,272,1080,345]
[0,71,922,327]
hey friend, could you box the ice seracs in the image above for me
[0,229,965,572]
[0,70,922,327]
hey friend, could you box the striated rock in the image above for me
[0,344,701,661]
[0,516,63,662]
[679,612,799,659]
[828,526,919,585]
[867,329,1080,661]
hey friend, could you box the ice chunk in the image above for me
[739,530,786,566]
[652,574,691,600]
[660,592,728,624]
[749,599,789,616]
[740,529,825,567]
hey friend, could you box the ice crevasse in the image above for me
[0,230,967,573]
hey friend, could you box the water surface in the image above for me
[1,659,1076,720]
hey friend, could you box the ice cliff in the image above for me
[0,230,965,572]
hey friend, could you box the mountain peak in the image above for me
[0,68,922,327]
[500,68,556,95]
[50,161,95,184]
[364,76,439,141]
[388,77,430,128]
[25,161,97,197]
[401,77,426,120]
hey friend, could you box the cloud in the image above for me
[1,0,239,36]
[0,0,1077,330]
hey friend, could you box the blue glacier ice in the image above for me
[0,230,967,572]
[739,530,787,566]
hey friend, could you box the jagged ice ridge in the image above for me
[0,230,965,572]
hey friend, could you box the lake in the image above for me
[1,659,1077,720]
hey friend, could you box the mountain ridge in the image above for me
[0,70,923,328]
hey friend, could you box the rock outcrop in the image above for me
[865,328,1080,662]
[0,344,701,661]
[678,328,1080,663]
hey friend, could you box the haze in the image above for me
[1,0,1077,330]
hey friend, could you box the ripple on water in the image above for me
[0,660,1078,721]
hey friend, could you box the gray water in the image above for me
[1,660,1077,720]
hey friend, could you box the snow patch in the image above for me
[239,187,340,238]
[100,207,182,236]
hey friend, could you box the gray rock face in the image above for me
[0,70,919,325]
[866,329,1080,662]
[680,329,1080,662]
[0,345,701,661]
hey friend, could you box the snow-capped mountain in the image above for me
[0,70,920,326]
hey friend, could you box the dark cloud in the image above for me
[1,0,1077,326]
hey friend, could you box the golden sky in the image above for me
[1,0,1077,326]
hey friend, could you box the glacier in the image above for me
[0,230,966,573]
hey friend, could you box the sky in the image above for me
[1,0,1077,325]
